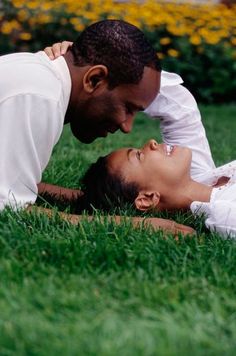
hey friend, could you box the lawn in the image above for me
[0,105,236,355]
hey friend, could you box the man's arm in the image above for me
[0,94,63,211]
[145,73,216,182]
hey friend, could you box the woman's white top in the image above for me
[191,162,236,238]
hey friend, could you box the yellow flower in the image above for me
[19,32,32,40]
[17,9,29,22]
[167,49,179,58]
[160,37,171,45]
[189,35,201,46]
[26,1,38,10]
[12,0,24,8]
[1,20,21,34]
[204,34,220,45]
[231,37,236,45]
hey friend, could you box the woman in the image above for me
[78,140,236,238]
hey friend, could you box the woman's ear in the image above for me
[83,65,108,93]
[134,191,160,212]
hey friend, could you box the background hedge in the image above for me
[1,0,236,103]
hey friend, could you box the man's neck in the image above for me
[63,51,91,125]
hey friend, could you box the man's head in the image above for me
[64,19,161,143]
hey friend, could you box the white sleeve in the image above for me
[145,81,216,181]
[191,200,236,239]
[0,94,63,210]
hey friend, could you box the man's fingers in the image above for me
[61,41,73,54]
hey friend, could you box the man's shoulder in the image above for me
[160,70,183,87]
[0,52,63,102]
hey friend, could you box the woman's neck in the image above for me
[183,180,213,207]
[160,180,213,211]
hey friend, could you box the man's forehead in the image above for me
[128,68,160,98]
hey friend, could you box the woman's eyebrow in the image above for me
[127,148,133,161]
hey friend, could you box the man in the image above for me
[2,17,211,235]
[1,19,193,235]
[0,19,160,210]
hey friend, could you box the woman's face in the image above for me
[107,139,192,198]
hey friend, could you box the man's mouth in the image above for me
[100,131,108,137]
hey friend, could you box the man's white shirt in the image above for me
[145,70,216,182]
[0,51,71,210]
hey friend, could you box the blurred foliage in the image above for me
[0,0,236,103]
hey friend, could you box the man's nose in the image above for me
[119,116,135,134]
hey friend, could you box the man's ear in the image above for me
[83,65,108,93]
[134,191,160,212]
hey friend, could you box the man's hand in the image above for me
[44,41,73,59]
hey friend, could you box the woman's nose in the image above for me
[143,139,158,150]
[150,139,159,150]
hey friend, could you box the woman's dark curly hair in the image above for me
[76,155,139,213]
[71,19,161,89]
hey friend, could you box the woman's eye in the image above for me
[136,150,142,160]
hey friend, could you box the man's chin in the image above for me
[80,131,108,143]
[73,132,96,144]
[70,125,95,143]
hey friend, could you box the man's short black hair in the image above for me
[71,19,161,88]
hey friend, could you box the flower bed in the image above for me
[1,0,236,102]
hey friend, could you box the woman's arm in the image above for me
[37,182,83,202]
[44,41,73,59]
[28,206,196,237]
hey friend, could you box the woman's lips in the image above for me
[166,144,175,156]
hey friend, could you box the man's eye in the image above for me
[126,106,133,115]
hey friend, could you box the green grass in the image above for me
[0,105,236,355]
